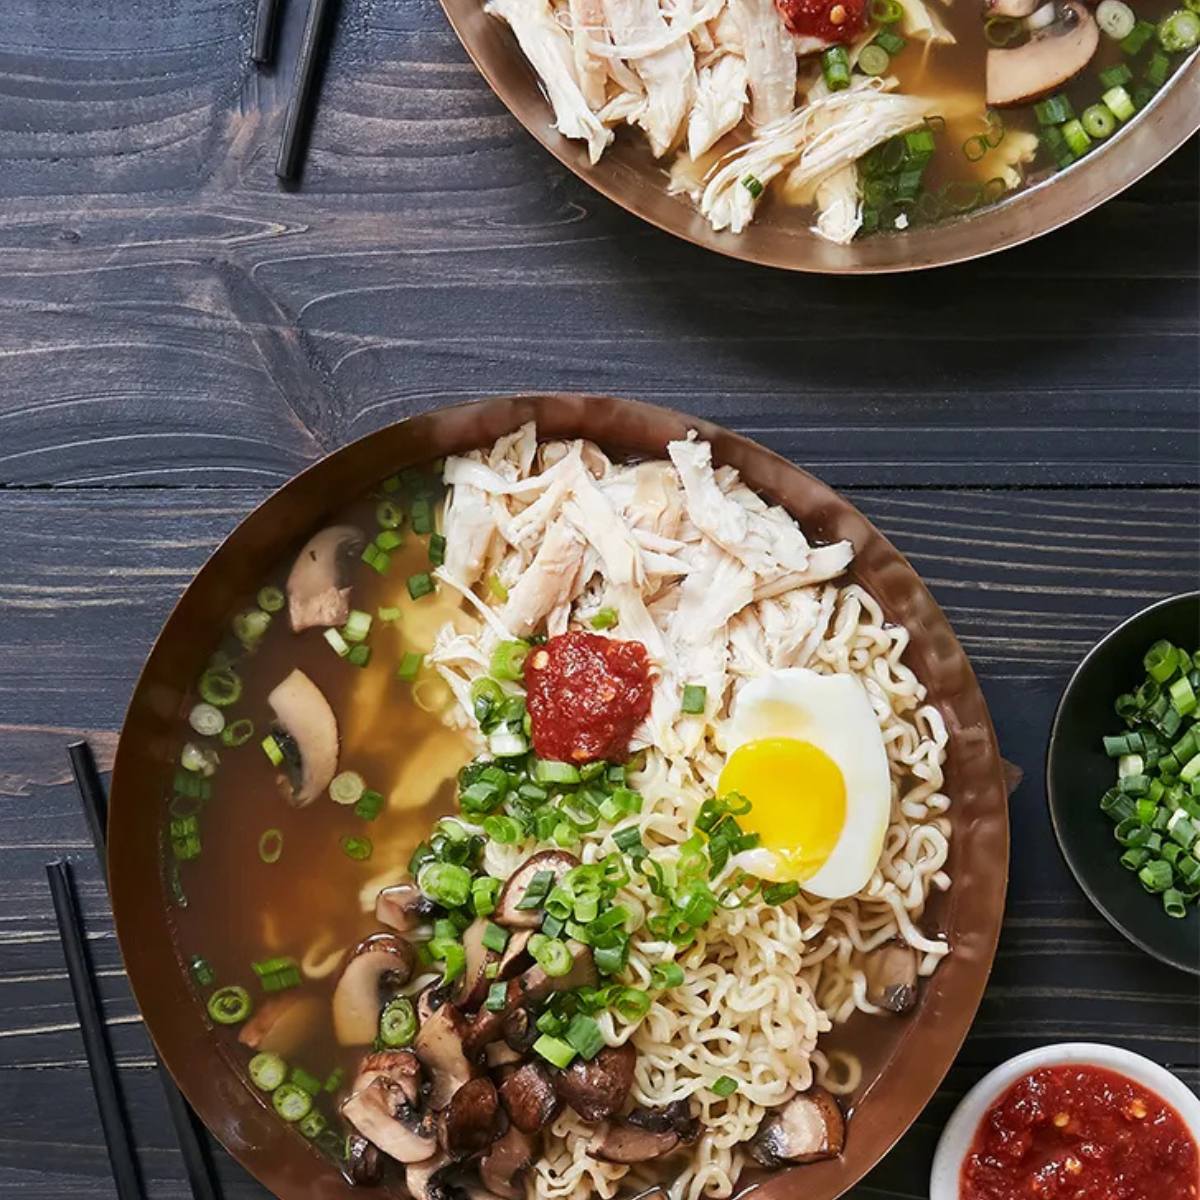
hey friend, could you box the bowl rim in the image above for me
[1045,589,1200,976]
[435,0,1200,276]
[107,393,1010,1200]
[929,1041,1200,1199]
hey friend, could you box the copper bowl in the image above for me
[109,394,1010,1198]
[436,1,1199,274]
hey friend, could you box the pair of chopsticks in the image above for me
[46,742,221,1200]
[252,0,339,182]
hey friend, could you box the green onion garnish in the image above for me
[376,500,403,529]
[290,1066,323,1096]
[712,1075,738,1097]
[354,789,385,821]
[589,607,618,631]
[190,956,215,987]
[207,984,252,1025]
[343,610,372,643]
[411,497,433,535]
[199,666,242,708]
[347,644,371,667]
[272,1083,313,1123]
[419,861,473,907]
[681,684,707,714]
[488,574,509,602]
[485,981,509,1011]
[249,1051,287,1091]
[397,651,423,682]
[407,573,434,600]
[361,542,390,574]
[491,639,531,681]
[379,997,417,1047]
[482,922,510,953]
[258,828,284,864]
[323,627,350,658]
[429,533,447,566]
[564,1013,605,1060]
[221,718,255,747]
[257,585,286,613]
[534,760,581,786]
[341,835,373,861]
[261,735,284,767]
[533,1034,577,1069]
[329,770,366,806]
[820,45,850,91]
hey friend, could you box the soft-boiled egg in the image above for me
[717,668,891,900]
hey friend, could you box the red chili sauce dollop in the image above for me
[773,0,866,44]
[961,1064,1199,1200]
[523,631,653,764]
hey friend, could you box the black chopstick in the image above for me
[252,0,284,64]
[275,0,337,181]
[67,740,223,1200]
[47,859,146,1200]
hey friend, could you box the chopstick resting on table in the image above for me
[252,0,284,64]
[67,740,223,1200]
[46,859,145,1200]
[276,0,338,181]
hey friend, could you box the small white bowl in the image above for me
[930,1042,1200,1200]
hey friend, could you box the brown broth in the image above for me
[168,487,474,1150]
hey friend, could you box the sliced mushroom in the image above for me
[496,929,534,979]
[405,1152,456,1200]
[333,933,416,1046]
[479,1124,538,1200]
[749,1087,845,1166]
[627,1100,699,1144]
[415,1002,477,1109]
[555,1042,636,1123]
[438,1076,500,1158]
[864,940,919,1014]
[356,1049,425,1108]
[453,919,501,1011]
[418,981,452,1026]
[266,669,339,806]
[984,0,1038,17]
[494,851,578,928]
[342,1132,384,1186]
[588,1121,680,1164]
[341,1076,438,1164]
[986,0,1098,106]
[464,943,597,1058]
[287,524,365,632]
[485,1041,524,1069]
[236,993,321,1056]
[499,1061,561,1135]
[376,882,435,933]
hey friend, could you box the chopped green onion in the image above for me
[330,771,365,806]
[411,497,434,535]
[379,997,417,1047]
[258,828,283,864]
[1158,7,1200,48]
[1169,676,1197,716]
[612,824,646,858]
[533,1034,577,1068]
[233,608,271,648]
[870,0,904,19]
[341,835,373,861]
[820,45,851,90]
[375,529,403,553]
[355,789,385,821]
[565,1014,605,1060]
[376,500,404,529]
[681,684,707,715]
[1097,0,1137,38]
[485,981,509,1011]
[261,734,284,767]
[873,28,907,53]
[482,922,510,953]
[1138,859,1174,892]
[407,573,435,600]
[590,607,619,631]
[397,651,423,682]
[378,605,402,624]
[1099,63,1134,88]
[1120,17,1157,51]
[221,718,255,747]
[712,1075,738,1098]
[190,956,215,987]
[472,875,502,916]
[1163,887,1187,918]
[488,575,509,602]
[343,610,372,643]
[516,868,555,910]
[1104,86,1132,121]
[1034,94,1074,125]
[531,936,573,977]
[419,861,473,907]
[1145,49,1171,85]
[483,814,522,843]
[611,987,651,1022]
[189,702,225,737]
[650,962,685,990]
[429,533,447,567]
[347,644,371,668]
[290,1066,323,1096]
[1060,119,1093,157]
[1081,104,1116,139]
[741,173,764,199]
[207,985,252,1025]
[272,1082,313,1122]
[199,667,242,708]
[257,585,286,613]
[858,44,890,76]
[534,760,581,786]
[298,1111,327,1140]
[249,1052,287,1091]
[762,880,801,905]
[323,628,350,658]
[491,640,530,681]
[430,938,467,983]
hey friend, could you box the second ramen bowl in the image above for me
[108,394,1010,1199]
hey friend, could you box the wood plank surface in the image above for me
[0,0,1196,1196]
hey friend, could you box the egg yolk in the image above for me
[717,737,846,881]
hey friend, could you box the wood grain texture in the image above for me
[0,0,1196,1196]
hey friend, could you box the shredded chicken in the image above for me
[431,424,856,756]
[730,0,798,124]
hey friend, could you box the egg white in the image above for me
[723,668,891,900]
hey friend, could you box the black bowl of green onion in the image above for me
[1047,592,1200,975]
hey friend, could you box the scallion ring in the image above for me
[199,666,242,708]
[207,985,252,1025]
[221,718,255,747]
[188,702,225,737]
[258,828,284,864]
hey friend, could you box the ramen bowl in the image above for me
[437,0,1199,275]
[109,394,1010,1198]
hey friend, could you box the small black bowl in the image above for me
[1047,591,1200,975]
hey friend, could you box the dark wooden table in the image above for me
[1,1,1197,1197]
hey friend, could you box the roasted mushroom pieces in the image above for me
[376,882,435,933]
[438,1077,500,1158]
[864,940,919,1014]
[266,669,339,806]
[340,1050,437,1164]
[500,1061,561,1134]
[480,1125,539,1200]
[414,1001,477,1109]
[494,851,579,928]
[749,1087,845,1166]
[332,933,416,1046]
[286,524,365,632]
[556,1042,636,1123]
